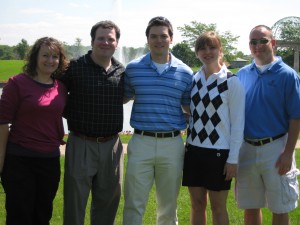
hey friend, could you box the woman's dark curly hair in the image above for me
[23,37,69,79]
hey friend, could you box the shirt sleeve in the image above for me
[124,67,135,99]
[227,77,245,164]
[0,78,21,124]
[181,72,193,106]
[285,71,300,119]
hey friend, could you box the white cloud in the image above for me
[68,3,90,8]
[20,8,54,14]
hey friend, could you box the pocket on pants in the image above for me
[281,168,300,204]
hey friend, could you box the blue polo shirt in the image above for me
[237,57,300,138]
[124,53,193,131]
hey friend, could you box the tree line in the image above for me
[0,21,298,68]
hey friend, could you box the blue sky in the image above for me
[0,0,299,54]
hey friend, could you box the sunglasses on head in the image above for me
[249,38,271,45]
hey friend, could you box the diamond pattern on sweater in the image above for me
[198,128,208,143]
[190,77,229,145]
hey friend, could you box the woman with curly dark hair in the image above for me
[0,37,68,225]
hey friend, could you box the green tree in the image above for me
[15,39,29,59]
[277,48,295,68]
[177,21,239,63]
[74,38,84,58]
[62,42,73,59]
[220,31,239,62]
[275,20,300,68]
[0,45,16,59]
[171,42,199,67]
[235,51,251,61]
[177,21,216,47]
[279,20,300,42]
[62,40,90,60]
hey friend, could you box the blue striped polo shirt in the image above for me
[124,53,193,131]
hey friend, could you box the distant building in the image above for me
[229,58,248,68]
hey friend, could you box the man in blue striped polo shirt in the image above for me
[123,16,193,225]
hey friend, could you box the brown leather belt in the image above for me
[244,133,285,146]
[134,129,180,138]
[72,132,116,143]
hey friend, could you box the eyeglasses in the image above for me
[249,38,271,46]
[148,16,171,25]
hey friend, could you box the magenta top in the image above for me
[0,74,67,154]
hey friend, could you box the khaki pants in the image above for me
[123,133,185,225]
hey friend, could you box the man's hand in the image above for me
[276,151,293,175]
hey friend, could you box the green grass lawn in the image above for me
[0,144,299,224]
[0,60,24,82]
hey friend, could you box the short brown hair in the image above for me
[145,16,173,38]
[90,20,121,42]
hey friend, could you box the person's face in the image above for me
[249,27,275,64]
[147,26,172,58]
[36,44,59,76]
[196,45,222,66]
[91,27,118,59]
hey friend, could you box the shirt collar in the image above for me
[200,64,229,79]
[142,52,180,69]
[84,50,123,70]
[250,56,282,73]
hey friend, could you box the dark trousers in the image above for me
[1,154,60,225]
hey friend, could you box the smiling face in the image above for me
[147,26,173,62]
[91,27,118,61]
[249,26,276,65]
[196,45,222,66]
[36,44,60,77]
[195,31,223,67]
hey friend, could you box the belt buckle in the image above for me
[258,137,271,146]
[155,132,159,138]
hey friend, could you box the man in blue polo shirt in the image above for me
[123,16,193,225]
[236,25,300,225]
